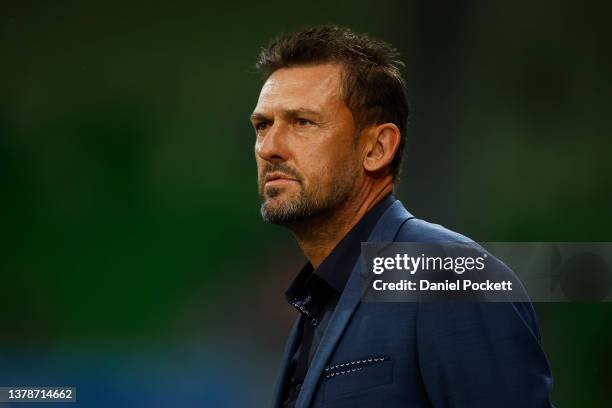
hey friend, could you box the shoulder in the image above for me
[393,204,544,342]
[379,199,473,244]
[395,214,473,244]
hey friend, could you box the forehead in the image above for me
[255,64,345,112]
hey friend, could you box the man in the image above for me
[251,25,554,408]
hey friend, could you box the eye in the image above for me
[295,118,314,127]
[254,121,271,131]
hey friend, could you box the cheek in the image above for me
[301,146,355,187]
[294,152,327,186]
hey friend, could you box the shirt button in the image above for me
[295,383,302,391]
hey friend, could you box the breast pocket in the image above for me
[322,356,394,403]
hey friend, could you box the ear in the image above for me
[363,123,401,174]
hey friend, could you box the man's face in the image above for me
[252,64,360,225]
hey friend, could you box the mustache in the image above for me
[260,163,304,184]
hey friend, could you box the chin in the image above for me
[263,192,293,210]
[265,183,299,199]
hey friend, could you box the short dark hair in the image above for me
[256,25,409,180]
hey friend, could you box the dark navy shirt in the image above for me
[281,194,395,408]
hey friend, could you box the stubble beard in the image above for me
[259,167,355,229]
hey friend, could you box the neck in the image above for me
[291,179,394,268]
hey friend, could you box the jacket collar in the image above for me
[272,199,414,408]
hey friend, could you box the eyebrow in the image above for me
[250,108,324,123]
[250,112,270,123]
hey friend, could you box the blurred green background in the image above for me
[1,1,611,406]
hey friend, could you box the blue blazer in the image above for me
[272,199,554,407]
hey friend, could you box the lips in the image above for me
[264,172,298,186]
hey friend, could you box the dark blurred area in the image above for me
[1,1,611,406]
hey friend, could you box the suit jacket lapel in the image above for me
[295,200,414,408]
[272,313,304,408]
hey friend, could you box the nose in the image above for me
[255,122,289,163]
